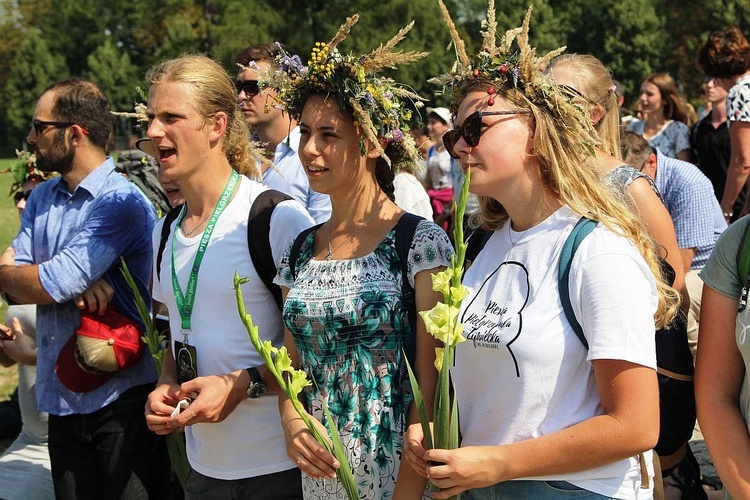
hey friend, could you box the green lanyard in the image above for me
[171,170,239,335]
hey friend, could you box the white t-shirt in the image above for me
[394,171,433,219]
[455,205,657,499]
[426,146,453,190]
[152,175,315,480]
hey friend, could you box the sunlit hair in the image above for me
[643,73,688,124]
[548,54,621,158]
[464,81,679,328]
[697,27,750,78]
[145,54,258,178]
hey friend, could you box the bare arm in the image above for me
[722,122,750,218]
[393,267,444,499]
[277,286,339,480]
[421,359,659,498]
[0,317,37,366]
[627,177,689,308]
[0,264,55,304]
[695,286,750,497]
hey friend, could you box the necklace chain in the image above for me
[508,221,529,246]
[182,210,213,237]
[326,212,378,261]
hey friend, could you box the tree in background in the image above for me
[0,0,747,154]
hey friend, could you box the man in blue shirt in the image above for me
[622,131,727,358]
[0,79,169,499]
[235,43,331,223]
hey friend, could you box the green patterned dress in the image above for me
[276,219,452,499]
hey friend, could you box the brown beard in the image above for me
[35,129,74,175]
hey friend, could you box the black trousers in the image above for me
[48,384,171,500]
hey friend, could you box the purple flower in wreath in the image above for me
[279,54,305,76]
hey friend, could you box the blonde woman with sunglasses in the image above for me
[404,4,679,499]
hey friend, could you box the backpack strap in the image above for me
[557,217,598,350]
[288,224,324,281]
[248,189,294,311]
[156,204,184,283]
[394,213,423,368]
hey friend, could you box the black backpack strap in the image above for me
[288,224,323,281]
[557,217,598,350]
[156,204,184,283]
[394,213,424,368]
[248,189,294,311]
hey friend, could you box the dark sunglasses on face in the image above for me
[443,110,528,159]
[31,119,75,136]
[235,80,260,97]
[13,190,32,204]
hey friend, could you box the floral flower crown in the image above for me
[263,15,427,169]
[431,0,594,139]
[1,149,54,196]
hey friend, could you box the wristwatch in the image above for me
[245,367,267,399]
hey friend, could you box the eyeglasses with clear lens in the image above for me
[235,80,260,97]
[443,110,527,159]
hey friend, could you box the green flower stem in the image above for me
[120,258,188,486]
[233,273,358,500]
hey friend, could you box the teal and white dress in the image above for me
[276,218,452,499]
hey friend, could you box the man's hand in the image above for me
[0,317,37,366]
[74,278,114,315]
[145,382,183,435]
[168,370,249,427]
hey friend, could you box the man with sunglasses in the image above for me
[235,43,331,223]
[0,79,169,499]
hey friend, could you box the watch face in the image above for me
[248,382,267,399]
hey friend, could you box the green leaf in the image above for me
[404,352,433,450]
[322,401,359,500]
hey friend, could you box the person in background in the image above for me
[622,131,726,359]
[0,170,54,500]
[271,18,453,498]
[697,27,750,223]
[695,213,750,499]
[236,43,331,223]
[692,76,746,222]
[394,164,433,219]
[425,106,455,231]
[409,122,432,186]
[548,54,689,310]
[0,78,169,499]
[627,73,692,162]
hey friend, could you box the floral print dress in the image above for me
[276,219,452,499]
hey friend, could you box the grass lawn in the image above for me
[0,158,25,402]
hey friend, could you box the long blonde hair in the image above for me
[548,54,621,158]
[145,54,259,178]
[469,82,679,329]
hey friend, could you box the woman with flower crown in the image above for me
[404,3,680,499]
[270,17,454,500]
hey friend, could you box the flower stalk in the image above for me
[406,168,471,499]
[233,273,358,499]
[120,258,190,486]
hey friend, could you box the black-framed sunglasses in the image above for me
[13,190,32,204]
[31,119,75,135]
[443,110,528,159]
[235,79,260,97]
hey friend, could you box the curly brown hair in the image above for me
[697,27,750,78]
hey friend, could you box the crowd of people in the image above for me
[0,1,749,499]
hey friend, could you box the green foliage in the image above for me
[3,31,68,152]
[0,0,747,151]
[85,40,142,113]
